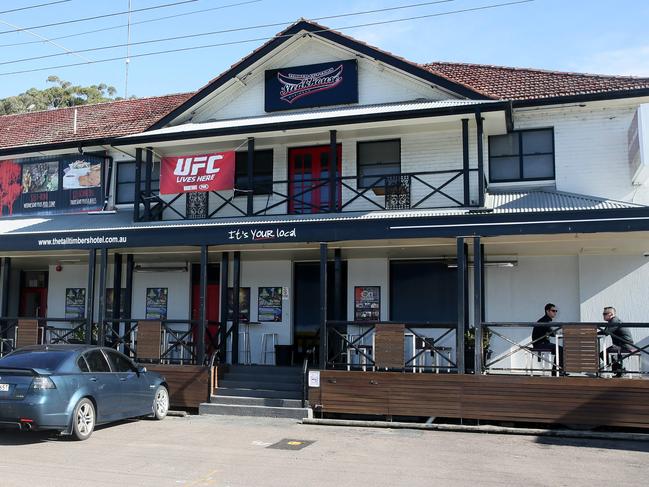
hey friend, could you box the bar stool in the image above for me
[526,350,553,376]
[609,352,641,377]
[433,346,454,373]
[260,332,278,365]
[239,330,251,365]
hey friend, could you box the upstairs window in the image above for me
[115,160,160,205]
[488,129,554,183]
[357,139,401,188]
[235,149,274,195]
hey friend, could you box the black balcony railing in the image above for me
[135,168,478,221]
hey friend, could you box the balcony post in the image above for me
[473,237,483,374]
[219,252,229,362]
[247,137,255,216]
[85,249,96,344]
[334,248,342,320]
[456,237,466,374]
[144,147,153,220]
[319,243,328,367]
[329,130,337,212]
[462,118,470,206]
[133,148,142,221]
[475,110,485,207]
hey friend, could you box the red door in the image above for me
[191,284,220,355]
[288,145,342,214]
[20,287,47,318]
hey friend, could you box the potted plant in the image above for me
[464,327,492,373]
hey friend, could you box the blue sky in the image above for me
[0,0,647,99]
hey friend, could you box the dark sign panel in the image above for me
[0,154,104,217]
[265,59,358,112]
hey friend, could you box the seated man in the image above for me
[532,303,563,369]
[601,306,635,376]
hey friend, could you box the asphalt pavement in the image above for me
[1,415,648,486]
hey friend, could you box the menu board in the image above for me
[354,286,380,321]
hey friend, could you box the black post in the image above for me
[475,111,485,207]
[329,130,337,211]
[1,257,11,318]
[473,237,483,374]
[319,243,328,367]
[197,245,208,365]
[144,147,153,220]
[334,248,342,320]
[247,137,255,216]
[462,118,470,206]
[456,237,466,374]
[86,249,96,344]
[97,248,108,347]
[112,253,122,340]
[133,148,142,221]
[219,252,229,362]
[124,254,134,355]
[231,251,241,365]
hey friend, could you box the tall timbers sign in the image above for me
[265,59,358,112]
[160,151,235,194]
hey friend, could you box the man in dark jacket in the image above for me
[602,306,635,376]
[531,303,563,369]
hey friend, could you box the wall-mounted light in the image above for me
[134,264,188,273]
[447,260,517,269]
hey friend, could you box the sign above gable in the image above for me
[265,59,358,112]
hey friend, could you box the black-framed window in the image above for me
[357,139,401,188]
[235,149,273,195]
[115,160,160,205]
[488,129,555,183]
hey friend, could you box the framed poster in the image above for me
[354,286,380,321]
[227,287,250,323]
[65,288,86,320]
[258,287,282,322]
[146,288,168,320]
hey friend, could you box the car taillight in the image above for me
[31,376,56,390]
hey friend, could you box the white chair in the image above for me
[260,332,278,365]
[526,350,554,376]
[346,333,374,371]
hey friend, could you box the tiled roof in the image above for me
[0,92,193,151]
[423,62,649,100]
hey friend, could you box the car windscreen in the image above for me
[0,350,69,371]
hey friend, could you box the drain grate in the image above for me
[266,439,315,451]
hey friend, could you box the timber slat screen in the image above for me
[562,325,599,374]
[310,371,649,428]
[16,319,39,349]
[145,364,213,408]
[374,324,405,370]
[136,320,162,362]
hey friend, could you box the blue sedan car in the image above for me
[0,344,169,440]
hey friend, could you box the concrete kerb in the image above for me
[301,418,649,442]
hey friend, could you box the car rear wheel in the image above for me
[153,385,169,420]
[71,398,95,441]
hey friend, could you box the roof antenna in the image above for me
[124,0,132,98]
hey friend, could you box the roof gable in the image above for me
[149,20,490,130]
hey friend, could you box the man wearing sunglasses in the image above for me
[532,303,563,368]
[601,306,634,376]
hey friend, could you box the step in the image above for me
[214,387,302,400]
[224,372,304,383]
[199,402,312,420]
[209,395,303,408]
[218,379,301,392]
[224,366,303,378]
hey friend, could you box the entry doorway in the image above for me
[288,144,342,214]
[19,271,48,318]
[293,261,347,366]
[191,264,220,355]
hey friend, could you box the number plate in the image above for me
[0,384,9,392]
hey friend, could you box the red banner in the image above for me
[160,151,235,194]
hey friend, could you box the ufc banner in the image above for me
[160,151,235,194]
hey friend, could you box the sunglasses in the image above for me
[549,309,558,312]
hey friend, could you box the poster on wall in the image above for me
[354,286,380,321]
[160,151,235,194]
[227,287,250,323]
[146,288,168,320]
[265,59,358,112]
[258,287,282,322]
[0,154,103,217]
[65,288,86,320]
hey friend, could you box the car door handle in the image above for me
[120,377,127,381]
[89,377,97,382]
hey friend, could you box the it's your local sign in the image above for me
[228,227,297,242]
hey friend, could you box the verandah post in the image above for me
[231,251,241,365]
[97,248,108,347]
[473,237,483,374]
[219,252,229,362]
[197,245,208,365]
[456,237,466,373]
[85,249,96,344]
[319,243,328,367]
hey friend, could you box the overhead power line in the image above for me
[0,0,535,77]
[0,0,198,35]
[0,0,263,48]
[0,0,457,66]
[0,0,70,15]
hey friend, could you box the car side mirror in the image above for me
[137,366,147,375]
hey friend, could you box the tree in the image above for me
[0,76,127,115]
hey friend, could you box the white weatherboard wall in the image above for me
[47,264,89,323]
[235,260,292,364]
[485,256,580,370]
